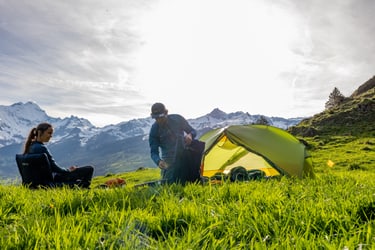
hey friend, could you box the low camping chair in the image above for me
[15,153,54,189]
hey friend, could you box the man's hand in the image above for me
[184,133,193,145]
[158,160,168,169]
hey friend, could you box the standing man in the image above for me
[149,102,197,184]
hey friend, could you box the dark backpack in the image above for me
[177,140,205,184]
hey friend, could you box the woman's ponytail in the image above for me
[23,127,37,154]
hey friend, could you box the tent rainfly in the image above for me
[199,125,314,179]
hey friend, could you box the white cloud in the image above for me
[0,0,374,126]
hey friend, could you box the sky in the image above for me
[0,0,374,127]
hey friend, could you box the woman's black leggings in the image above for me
[54,166,94,188]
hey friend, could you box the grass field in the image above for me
[1,136,374,249]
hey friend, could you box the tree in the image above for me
[325,87,345,109]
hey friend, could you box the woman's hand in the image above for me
[68,166,77,172]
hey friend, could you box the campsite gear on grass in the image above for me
[97,177,126,188]
[199,125,314,179]
[104,177,126,187]
[134,179,168,188]
[229,166,249,182]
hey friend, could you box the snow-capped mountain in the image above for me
[190,108,302,132]
[0,102,99,147]
[0,102,304,179]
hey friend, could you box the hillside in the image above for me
[289,76,375,137]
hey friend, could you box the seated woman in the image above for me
[23,122,94,188]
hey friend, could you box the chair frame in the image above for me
[15,153,54,188]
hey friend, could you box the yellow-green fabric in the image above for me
[199,125,314,178]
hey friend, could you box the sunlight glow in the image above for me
[134,0,306,118]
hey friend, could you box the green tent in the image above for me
[199,125,314,178]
